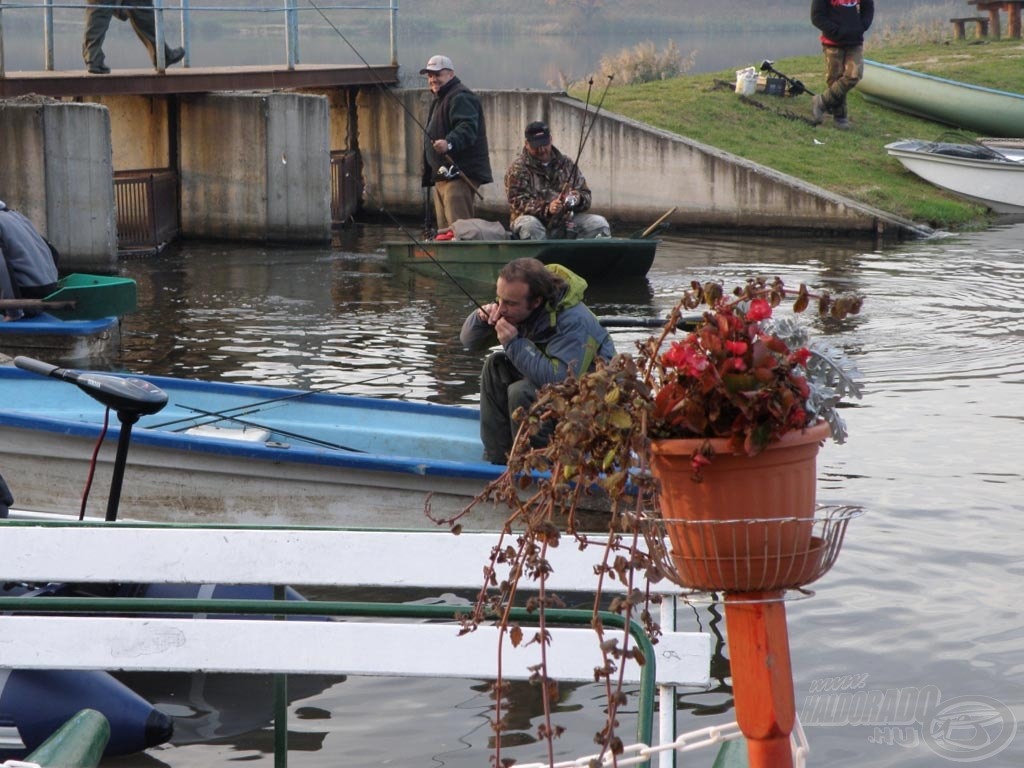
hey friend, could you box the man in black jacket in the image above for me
[420,55,493,232]
[810,0,875,129]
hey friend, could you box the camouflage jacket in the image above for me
[504,145,593,224]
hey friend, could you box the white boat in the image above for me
[884,139,1024,214]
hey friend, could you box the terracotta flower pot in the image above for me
[649,421,830,592]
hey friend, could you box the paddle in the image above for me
[629,206,677,239]
[0,299,76,312]
[597,314,701,330]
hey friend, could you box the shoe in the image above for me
[166,47,186,67]
[834,117,852,130]
[87,64,110,74]
[810,95,826,125]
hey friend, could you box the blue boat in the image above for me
[0,363,516,528]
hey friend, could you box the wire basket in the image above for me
[643,505,862,594]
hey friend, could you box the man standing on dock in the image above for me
[421,55,493,232]
[810,0,874,129]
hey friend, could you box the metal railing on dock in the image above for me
[0,0,398,77]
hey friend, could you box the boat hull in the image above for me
[861,60,1024,138]
[884,140,1024,213]
[0,313,121,364]
[384,237,657,285]
[0,367,610,527]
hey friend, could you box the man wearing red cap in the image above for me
[505,121,610,240]
[420,54,493,232]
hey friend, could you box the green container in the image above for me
[44,273,138,320]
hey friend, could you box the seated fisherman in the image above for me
[504,121,611,241]
[460,257,615,464]
[0,201,60,320]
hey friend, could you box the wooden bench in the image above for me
[0,520,719,767]
[950,15,990,38]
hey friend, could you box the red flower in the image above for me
[746,298,772,321]
[725,340,748,356]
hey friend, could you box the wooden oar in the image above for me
[0,299,76,312]
[636,206,677,239]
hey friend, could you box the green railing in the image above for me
[0,594,659,766]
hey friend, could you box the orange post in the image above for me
[724,591,795,768]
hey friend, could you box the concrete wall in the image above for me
[0,98,117,269]
[179,92,331,243]
[358,89,923,237]
[85,95,171,171]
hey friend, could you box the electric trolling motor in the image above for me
[13,356,168,522]
[759,60,815,97]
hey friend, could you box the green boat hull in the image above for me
[383,237,657,286]
[860,60,1024,138]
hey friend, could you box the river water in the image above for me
[96,221,1023,768]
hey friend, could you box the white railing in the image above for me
[0,0,397,77]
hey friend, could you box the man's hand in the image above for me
[432,138,449,154]
[494,317,517,345]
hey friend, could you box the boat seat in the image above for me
[182,423,272,442]
[949,16,989,39]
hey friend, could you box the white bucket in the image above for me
[735,66,757,96]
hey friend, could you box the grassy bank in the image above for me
[576,39,1024,231]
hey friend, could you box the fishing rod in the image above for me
[175,404,366,453]
[306,0,481,199]
[147,370,404,431]
[598,315,701,331]
[574,77,595,169]
[549,73,615,236]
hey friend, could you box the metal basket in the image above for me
[643,505,862,595]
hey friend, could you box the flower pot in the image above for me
[649,422,830,592]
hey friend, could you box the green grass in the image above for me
[577,40,1024,230]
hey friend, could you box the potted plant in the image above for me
[444,275,863,766]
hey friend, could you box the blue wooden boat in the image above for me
[0,274,137,364]
[0,313,122,364]
[0,364,515,528]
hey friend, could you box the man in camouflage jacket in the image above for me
[504,121,610,240]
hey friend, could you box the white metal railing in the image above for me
[0,0,398,78]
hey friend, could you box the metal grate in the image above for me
[113,168,179,252]
[330,150,362,225]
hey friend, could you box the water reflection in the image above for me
[107,222,1024,767]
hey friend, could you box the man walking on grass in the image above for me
[810,0,874,130]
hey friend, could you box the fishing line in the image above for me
[306,0,489,309]
[175,404,366,453]
[306,0,479,198]
[148,371,405,430]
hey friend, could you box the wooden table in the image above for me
[968,0,1023,38]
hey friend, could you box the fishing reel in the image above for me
[563,192,579,210]
[436,165,462,181]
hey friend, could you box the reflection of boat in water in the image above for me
[116,671,340,747]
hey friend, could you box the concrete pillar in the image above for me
[0,98,117,271]
[179,92,330,242]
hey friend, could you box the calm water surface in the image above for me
[102,223,1023,767]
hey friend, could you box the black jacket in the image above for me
[422,77,493,187]
[811,0,874,47]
